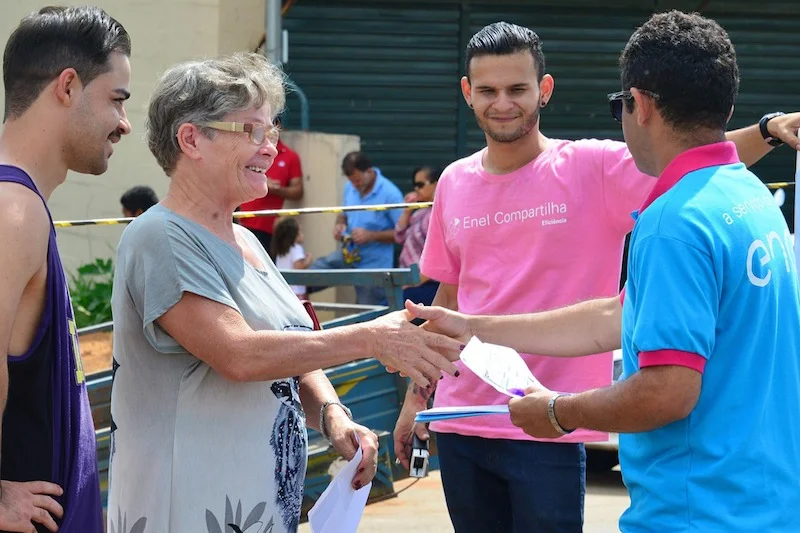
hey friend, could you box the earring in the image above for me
[541,100,548,108]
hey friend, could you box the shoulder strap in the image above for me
[0,166,51,219]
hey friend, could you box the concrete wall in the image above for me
[0,0,270,274]
[219,0,266,55]
[281,131,361,309]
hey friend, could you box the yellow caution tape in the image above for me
[766,182,795,189]
[51,183,796,228]
[53,201,433,228]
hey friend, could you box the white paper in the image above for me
[415,404,510,423]
[308,433,372,533]
[459,336,541,397]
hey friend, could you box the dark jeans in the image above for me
[402,280,439,307]
[309,250,387,306]
[354,285,387,306]
[309,248,348,273]
[437,432,586,533]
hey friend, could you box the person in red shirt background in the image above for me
[239,115,304,251]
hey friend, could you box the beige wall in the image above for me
[281,131,361,309]
[0,0,272,273]
[219,0,266,56]
[281,131,359,267]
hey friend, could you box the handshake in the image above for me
[366,300,473,387]
[378,297,620,470]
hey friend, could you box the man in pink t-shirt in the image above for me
[392,21,798,533]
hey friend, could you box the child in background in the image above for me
[270,217,312,300]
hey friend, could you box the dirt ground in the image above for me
[299,470,630,532]
[79,331,113,375]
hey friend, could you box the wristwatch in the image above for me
[759,112,785,147]
[547,394,574,435]
[320,401,353,442]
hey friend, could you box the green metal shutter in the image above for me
[703,3,800,228]
[284,1,800,225]
[282,1,463,189]
[467,1,800,225]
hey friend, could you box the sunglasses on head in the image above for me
[413,181,428,189]
[607,89,660,122]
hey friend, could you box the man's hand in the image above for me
[393,390,433,470]
[393,420,429,472]
[326,414,380,490]
[767,112,800,150]
[0,480,64,532]
[405,301,472,344]
[333,223,347,241]
[350,228,372,244]
[508,384,563,440]
[266,178,282,195]
[404,192,419,203]
[368,309,463,387]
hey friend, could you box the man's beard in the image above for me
[476,104,541,143]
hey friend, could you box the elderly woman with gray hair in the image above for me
[106,52,460,533]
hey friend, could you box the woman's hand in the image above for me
[326,411,380,490]
[366,308,464,387]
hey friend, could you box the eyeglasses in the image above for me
[607,90,660,122]
[413,181,428,189]
[204,121,280,145]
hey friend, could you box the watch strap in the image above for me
[547,393,574,435]
[759,112,785,147]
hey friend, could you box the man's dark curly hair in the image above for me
[620,10,739,132]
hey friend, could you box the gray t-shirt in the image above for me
[107,204,313,533]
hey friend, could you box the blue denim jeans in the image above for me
[354,285,387,306]
[309,250,387,306]
[437,432,586,533]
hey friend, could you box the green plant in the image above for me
[69,257,114,329]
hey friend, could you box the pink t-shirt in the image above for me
[420,138,654,443]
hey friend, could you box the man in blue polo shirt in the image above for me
[314,151,403,304]
[408,10,800,532]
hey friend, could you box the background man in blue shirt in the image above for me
[409,10,800,532]
[314,151,403,305]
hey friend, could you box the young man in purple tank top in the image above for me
[0,6,132,532]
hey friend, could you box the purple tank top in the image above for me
[0,166,102,532]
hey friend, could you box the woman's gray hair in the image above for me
[145,52,286,174]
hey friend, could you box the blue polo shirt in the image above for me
[343,168,403,269]
[619,142,800,532]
